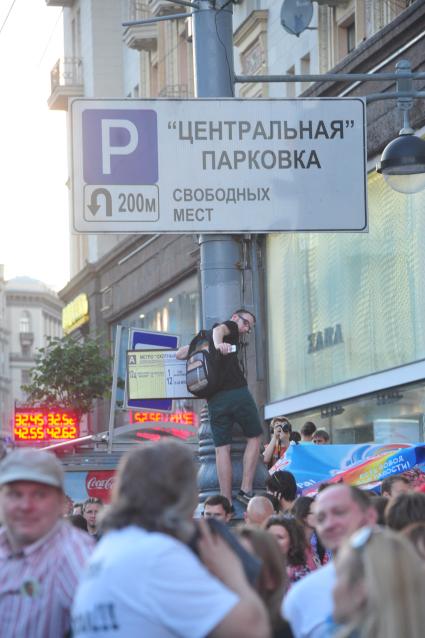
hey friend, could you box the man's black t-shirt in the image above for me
[214,320,247,392]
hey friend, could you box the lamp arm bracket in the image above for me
[123,12,194,27]
[365,91,425,104]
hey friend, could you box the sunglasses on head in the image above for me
[349,526,381,550]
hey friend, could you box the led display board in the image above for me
[14,408,80,443]
[128,410,197,425]
[127,410,198,442]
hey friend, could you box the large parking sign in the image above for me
[71,98,367,233]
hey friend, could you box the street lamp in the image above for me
[376,132,425,194]
[127,3,425,196]
[376,60,425,194]
[235,58,425,194]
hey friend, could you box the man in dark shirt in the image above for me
[178,309,263,508]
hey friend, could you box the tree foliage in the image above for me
[22,335,112,420]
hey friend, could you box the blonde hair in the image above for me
[336,527,425,638]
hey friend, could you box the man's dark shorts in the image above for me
[208,386,263,447]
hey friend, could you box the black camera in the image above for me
[189,518,262,587]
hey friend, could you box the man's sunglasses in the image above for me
[237,314,254,333]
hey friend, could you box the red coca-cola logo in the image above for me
[85,471,116,503]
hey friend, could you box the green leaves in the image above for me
[22,335,112,420]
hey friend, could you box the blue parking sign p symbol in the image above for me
[82,109,158,185]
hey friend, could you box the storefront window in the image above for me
[110,276,201,445]
[122,276,200,347]
[266,172,425,403]
[286,380,425,444]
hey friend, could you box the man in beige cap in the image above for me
[0,448,94,638]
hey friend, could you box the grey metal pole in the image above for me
[192,1,267,516]
[192,0,241,326]
[192,0,234,99]
[107,324,123,453]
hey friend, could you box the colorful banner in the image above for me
[270,443,425,494]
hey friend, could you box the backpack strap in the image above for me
[188,329,214,356]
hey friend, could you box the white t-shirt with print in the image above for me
[282,561,336,638]
[72,525,239,638]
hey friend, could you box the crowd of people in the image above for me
[1,308,425,637]
[1,438,425,638]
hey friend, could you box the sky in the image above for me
[0,1,69,292]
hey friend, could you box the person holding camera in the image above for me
[263,418,294,470]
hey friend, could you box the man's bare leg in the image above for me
[215,444,233,503]
[241,435,261,494]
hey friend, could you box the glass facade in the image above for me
[286,380,425,444]
[120,275,200,347]
[266,172,425,443]
[111,275,201,445]
[266,172,425,403]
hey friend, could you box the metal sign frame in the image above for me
[71,97,367,234]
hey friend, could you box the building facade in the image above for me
[48,0,267,438]
[0,266,10,434]
[264,0,425,445]
[47,0,425,446]
[6,277,63,418]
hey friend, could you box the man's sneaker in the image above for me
[236,489,254,506]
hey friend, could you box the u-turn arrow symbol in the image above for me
[88,188,112,216]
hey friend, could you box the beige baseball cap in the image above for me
[0,449,64,490]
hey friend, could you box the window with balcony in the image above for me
[123,1,158,52]
[19,311,31,333]
[48,57,84,110]
[19,311,34,355]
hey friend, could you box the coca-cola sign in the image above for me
[85,471,116,502]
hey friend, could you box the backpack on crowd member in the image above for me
[186,330,221,398]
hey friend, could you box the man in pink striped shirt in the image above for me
[0,448,94,638]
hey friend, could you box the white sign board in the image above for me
[125,328,179,411]
[127,349,193,400]
[71,98,367,233]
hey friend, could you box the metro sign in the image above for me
[71,98,367,233]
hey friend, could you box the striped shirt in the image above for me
[0,519,94,638]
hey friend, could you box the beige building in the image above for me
[0,266,10,435]
[47,0,194,280]
[6,277,63,422]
